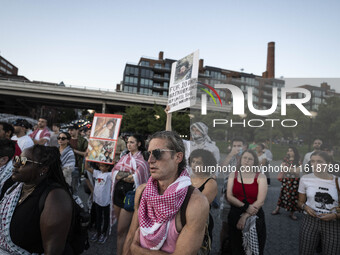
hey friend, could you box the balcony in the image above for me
[153,84,168,91]
[261,84,274,92]
[262,91,273,98]
[198,73,211,78]
[153,65,171,72]
[153,74,170,81]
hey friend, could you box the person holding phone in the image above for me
[298,151,340,254]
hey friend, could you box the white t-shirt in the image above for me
[298,173,339,214]
[11,135,34,151]
[303,151,314,168]
[34,130,43,141]
[258,153,267,174]
[92,170,112,207]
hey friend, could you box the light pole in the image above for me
[239,114,247,137]
[308,111,318,151]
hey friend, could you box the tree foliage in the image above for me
[121,105,190,136]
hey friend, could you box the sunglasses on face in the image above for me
[57,137,68,141]
[13,156,43,166]
[147,149,174,161]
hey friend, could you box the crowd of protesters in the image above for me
[0,111,339,255]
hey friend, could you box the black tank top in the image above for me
[10,180,61,254]
[198,177,213,192]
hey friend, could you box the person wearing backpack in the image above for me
[85,161,113,244]
[0,145,73,255]
[189,149,218,244]
[122,131,209,255]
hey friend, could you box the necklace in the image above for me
[18,184,36,205]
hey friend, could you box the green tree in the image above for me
[313,97,340,146]
[121,105,190,136]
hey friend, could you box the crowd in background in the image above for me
[0,113,339,255]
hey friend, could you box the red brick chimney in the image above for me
[199,59,204,72]
[266,42,275,78]
[320,82,330,90]
[159,51,164,60]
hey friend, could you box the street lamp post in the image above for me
[308,111,318,151]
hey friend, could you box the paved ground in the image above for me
[82,160,302,255]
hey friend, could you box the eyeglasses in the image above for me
[147,149,174,161]
[13,156,43,166]
[57,137,68,141]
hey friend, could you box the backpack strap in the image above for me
[180,185,195,227]
[336,177,339,193]
[138,185,146,207]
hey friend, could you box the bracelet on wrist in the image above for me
[301,203,306,210]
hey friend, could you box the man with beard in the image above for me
[123,131,209,255]
[11,119,34,151]
[29,117,50,146]
[303,138,323,172]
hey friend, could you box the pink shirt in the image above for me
[140,216,179,253]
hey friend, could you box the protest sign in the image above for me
[168,50,199,112]
[86,113,122,164]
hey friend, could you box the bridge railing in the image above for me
[0,77,116,93]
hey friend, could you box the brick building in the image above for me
[288,82,340,111]
[120,42,285,110]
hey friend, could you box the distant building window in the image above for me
[141,69,153,78]
[7,63,13,69]
[1,59,7,65]
[140,88,152,95]
[313,90,322,97]
[140,61,150,67]
[164,82,169,89]
[163,91,168,97]
[6,70,12,74]
[140,78,153,87]
[210,71,226,80]
[154,63,162,68]
[124,76,138,85]
[124,86,137,93]
[164,73,170,78]
[165,62,171,69]
[0,66,6,72]
[241,77,259,86]
[125,66,139,76]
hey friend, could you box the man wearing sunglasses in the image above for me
[123,131,209,255]
[0,139,16,200]
[11,119,34,152]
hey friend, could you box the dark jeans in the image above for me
[95,203,110,235]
